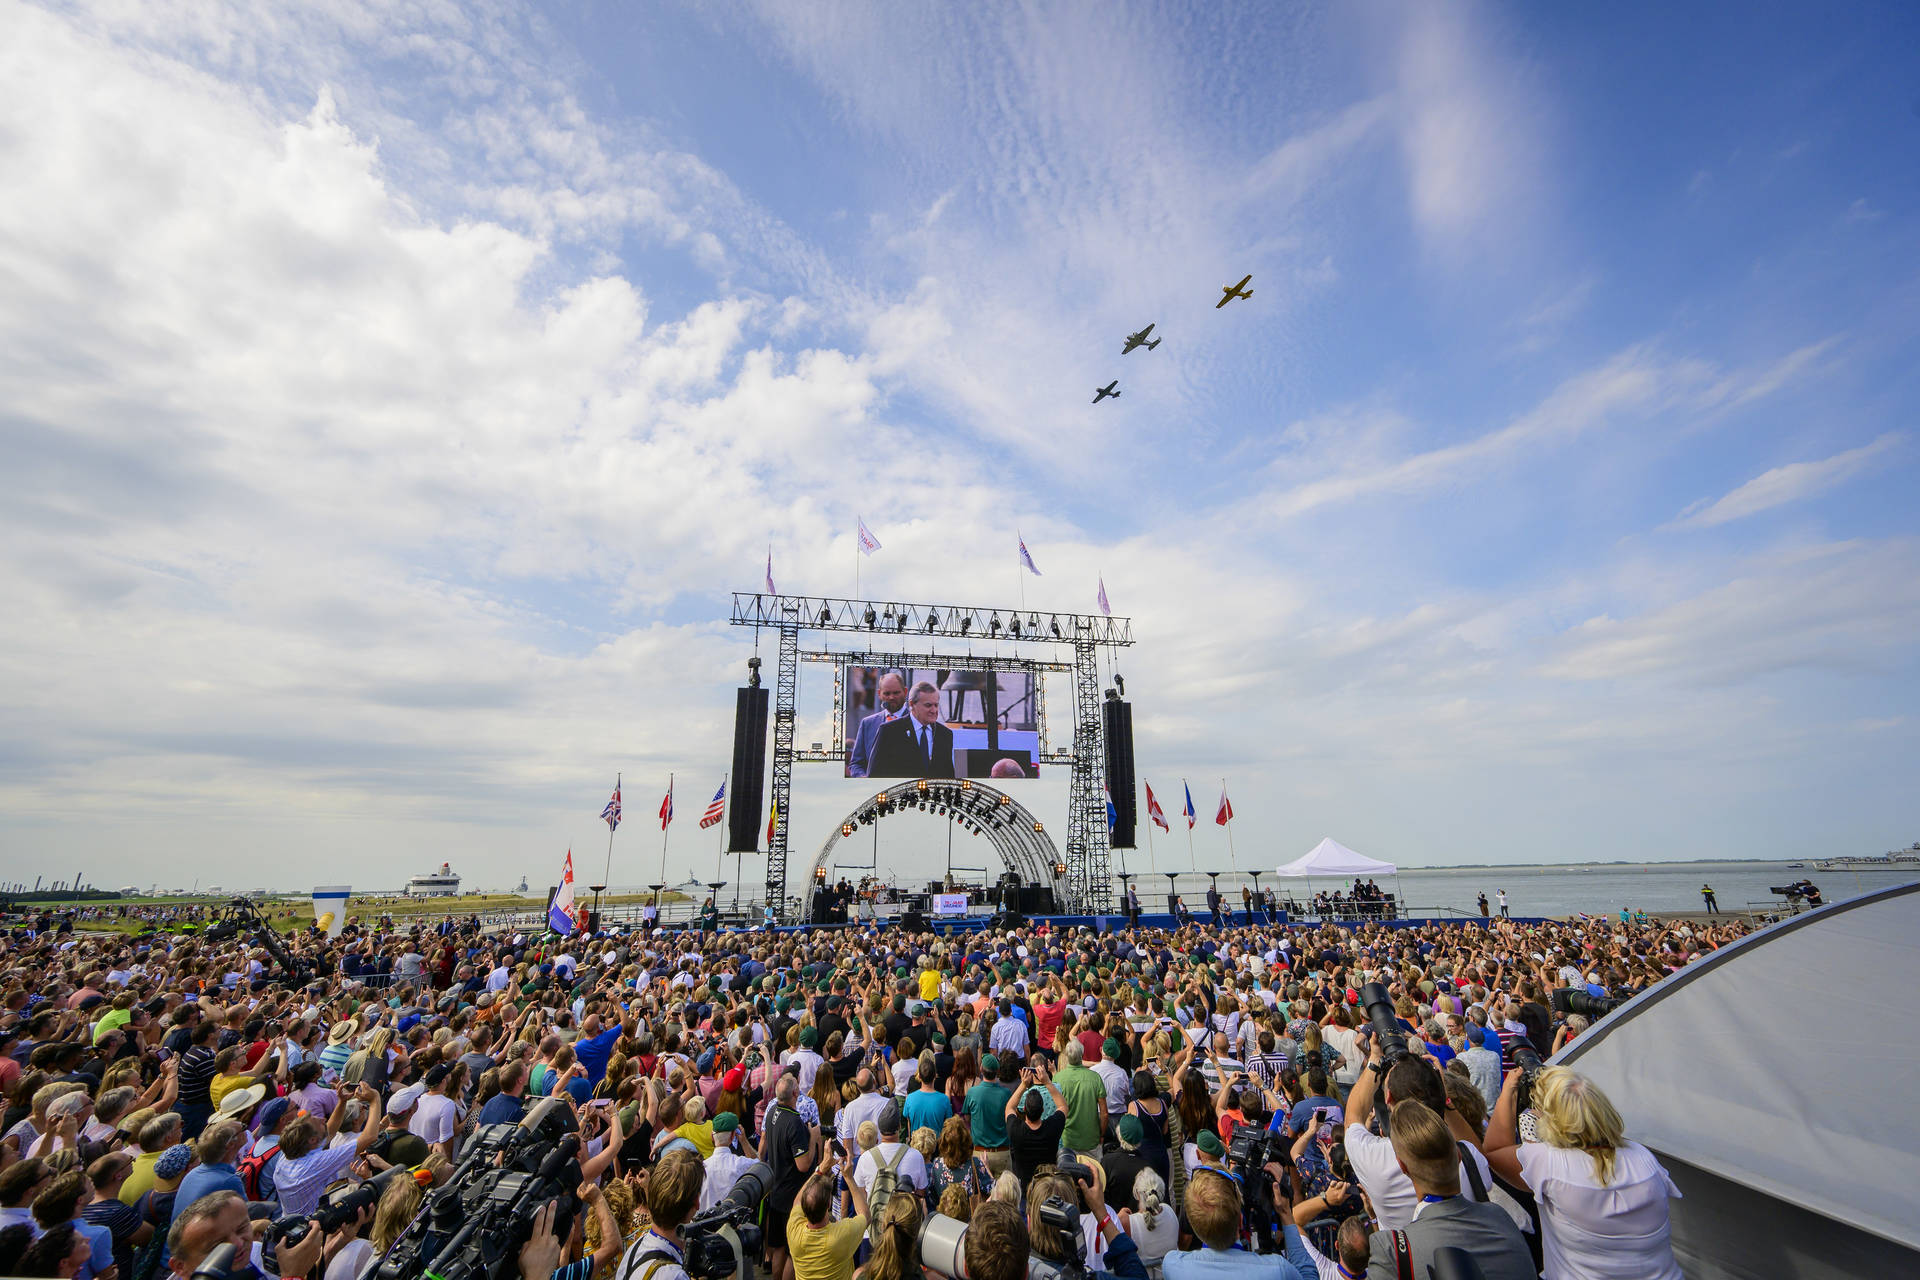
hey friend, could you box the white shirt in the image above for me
[852,1141,927,1199]
[409,1091,458,1145]
[486,967,511,992]
[988,1015,1029,1058]
[701,1146,760,1211]
[837,1090,890,1146]
[1344,1120,1519,1233]
[1517,1141,1683,1280]
[787,1048,826,1097]
[1093,1059,1131,1114]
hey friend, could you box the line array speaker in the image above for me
[727,686,769,853]
[1102,697,1137,848]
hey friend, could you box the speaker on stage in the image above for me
[1102,697,1137,849]
[901,908,929,933]
[727,684,769,853]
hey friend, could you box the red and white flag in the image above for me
[1145,781,1170,832]
[659,777,674,829]
[1215,784,1234,826]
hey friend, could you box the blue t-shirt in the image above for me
[1286,1096,1341,1137]
[901,1087,953,1136]
[572,1024,623,1085]
[477,1093,527,1126]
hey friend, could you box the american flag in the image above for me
[601,777,621,832]
[659,778,674,829]
[699,779,727,829]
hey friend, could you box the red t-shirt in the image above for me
[1034,998,1069,1049]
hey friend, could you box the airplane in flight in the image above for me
[1123,324,1160,353]
[1215,274,1253,308]
[1092,380,1120,403]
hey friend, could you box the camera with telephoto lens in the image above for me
[1226,1123,1282,1244]
[679,1161,770,1279]
[372,1098,583,1280]
[1551,987,1621,1019]
[1028,1196,1089,1280]
[265,1167,409,1267]
[1510,1042,1545,1116]
[1358,981,1410,1066]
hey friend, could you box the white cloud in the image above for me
[1669,433,1901,529]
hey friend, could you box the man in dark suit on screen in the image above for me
[869,681,956,778]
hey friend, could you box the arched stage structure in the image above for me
[808,779,1065,900]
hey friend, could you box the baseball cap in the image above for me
[712,1112,739,1133]
[387,1084,425,1116]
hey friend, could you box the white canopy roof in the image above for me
[1558,881,1920,1275]
[1275,837,1396,877]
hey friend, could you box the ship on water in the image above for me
[1814,842,1920,872]
[404,862,462,896]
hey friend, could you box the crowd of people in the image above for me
[0,898,1750,1280]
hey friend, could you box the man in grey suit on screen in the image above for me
[846,669,910,777]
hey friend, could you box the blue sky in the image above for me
[0,0,1915,894]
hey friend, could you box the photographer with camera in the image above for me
[1340,1030,1501,1235]
[610,1147,705,1280]
[786,1170,864,1280]
[1031,1156,1152,1280]
[1362,1101,1532,1280]
[1161,1166,1305,1280]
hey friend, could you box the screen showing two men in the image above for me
[843,665,1039,779]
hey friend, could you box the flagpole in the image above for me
[1016,531,1026,612]
[602,772,619,891]
[715,772,728,886]
[1222,777,1237,878]
[659,772,673,889]
[1145,800,1157,876]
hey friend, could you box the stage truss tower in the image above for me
[731,593,1133,918]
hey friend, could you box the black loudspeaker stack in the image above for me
[582,910,600,934]
[727,686,770,853]
[1102,698,1137,848]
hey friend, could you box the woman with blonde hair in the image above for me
[1485,1065,1683,1280]
[370,1170,425,1253]
[857,1189,922,1280]
[1120,1167,1178,1279]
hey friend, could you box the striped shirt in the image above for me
[177,1046,217,1105]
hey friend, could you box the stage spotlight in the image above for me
[960,779,972,790]
[1114,673,1125,695]
[1028,613,1040,628]
[1035,822,1046,833]
[864,607,876,629]
[894,613,907,632]
[1009,616,1021,636]
[818,606,832,624]
[1050,617,1061,638]
[916,779,929,792]
[960,616,972,634]
[926,611,939,630]
[989,613,1001,633]
[841,823,854,837]
[1052,860,1066,875]
[815,867,828,881]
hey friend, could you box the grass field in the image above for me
[34,889,692,936]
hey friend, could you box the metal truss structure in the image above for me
[729,592,1133,917]
[808,779,1062,894]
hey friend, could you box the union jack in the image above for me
[699,779,727,829]
[601,777,621,832]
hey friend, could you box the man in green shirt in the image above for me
[1052,1039,1108,1158]
[963,1054,1014,1179]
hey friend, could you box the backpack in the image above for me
[238,1144,278,1201]
[866,1144,909,1237]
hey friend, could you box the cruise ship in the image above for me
[405,862,462,896]
[1814,842,1920,872]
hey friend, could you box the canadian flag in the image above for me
[1215,785,1233,826]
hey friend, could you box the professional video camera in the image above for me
[1226,1122,1284,1245]
[920,1195,1092,1280]
[266,1166,414,1268]
[677,1162,771,1279]
[373,1098,582,1280]
[1551,987,1621,1020]
[200,897,309,983]
[1358,981,1410,1065]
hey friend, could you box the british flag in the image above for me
[699,779,727,829]
[601,777,621,832]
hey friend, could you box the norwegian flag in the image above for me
[601,776,621,832]
[699,779,727,829]
[1182,781,1197,830]
[1145,781,1170,832]
[1216,784,1234,826]
[659,777,674,829]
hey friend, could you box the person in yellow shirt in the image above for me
[675,1096,715,1159]
[786,1171,866,1280]
[117,1113,183,1205]
[205,1045,276,1109]
[918,957,941,1004]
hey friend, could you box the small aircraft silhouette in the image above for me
[1215,274,1253,308]
[1092,381,1120,403]
[1123,324,1160,354]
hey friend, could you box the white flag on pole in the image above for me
[764,547,776,595]
[1097,576,1111,616]
[856,518,882,556]
[1018,533,1042,576]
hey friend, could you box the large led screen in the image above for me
[843,665,1040,780]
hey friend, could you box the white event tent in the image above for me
[1276,836,1397,878]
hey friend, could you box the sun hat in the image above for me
[327,1021,356,1046]
[218,1083,269,1117]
